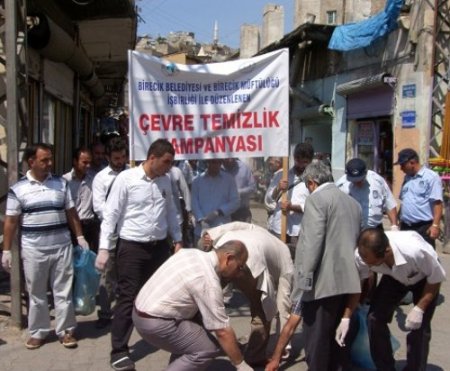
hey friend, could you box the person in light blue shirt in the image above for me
[396,148,443,248]
[223,158,256,222]
[336,158,398,230]
[191,159,240,242]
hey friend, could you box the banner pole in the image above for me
[280,157,288,242]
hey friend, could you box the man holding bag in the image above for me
[2,143,89,349]
[355,228,446,370]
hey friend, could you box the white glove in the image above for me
[335,318,350,347]
[95,249,110,271]
[236,360,254,371]
[390,225,399,231]
[77,236,90,250]
[188,212,195,226]
[405,306,424,330]
[2,251,12,273]
[204,210,219,223]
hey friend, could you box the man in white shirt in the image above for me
[355,228,446,371]
[264,143,313,259]
[336,158,398,230]
[63,147,99,252]
[91,137,128,329]
[201,222,293,366]
[92,137,128,220]
[95,139,182,371]
[133,241,253,371]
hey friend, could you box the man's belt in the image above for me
[119,238,165,247]
[134,306,169,320]
[400,220,433,228]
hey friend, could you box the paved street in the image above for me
[0,202,449,370]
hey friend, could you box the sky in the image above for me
[136,0,295,49]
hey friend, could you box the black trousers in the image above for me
[368,275,438,371]
[400,220,435,249]
[111,238,170,356]
[269,230,298,261]
[302,295,353,371]
[231,206,252,223]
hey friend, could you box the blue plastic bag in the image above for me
[73,246,101,316]
[351,305,400,370]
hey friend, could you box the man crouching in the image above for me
[132,241,253,371]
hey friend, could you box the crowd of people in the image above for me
[1,139,446,371]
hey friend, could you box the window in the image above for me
[326,10,337,25]
[42,93,73,174]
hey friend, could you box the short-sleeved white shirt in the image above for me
[63,169,95,221]
[336,170,397,228]
[355,231,446,285]
[265,168,308,236]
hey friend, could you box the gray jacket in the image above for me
[291,183,362,302]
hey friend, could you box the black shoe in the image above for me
[110,353,135,371]
[96,318,112,329]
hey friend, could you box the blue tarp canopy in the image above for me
[328,0,404,51]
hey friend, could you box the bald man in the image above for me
[133,241,253,371]
[202,222,293,366]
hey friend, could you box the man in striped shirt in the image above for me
[2,143,89,350]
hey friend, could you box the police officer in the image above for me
[395,148,443,248]
[336,158,398,230]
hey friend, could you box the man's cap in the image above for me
[394,148,418,165]
[345,158,367,182]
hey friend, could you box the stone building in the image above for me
[258,0,448,197]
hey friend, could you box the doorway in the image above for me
[355,117,393,186]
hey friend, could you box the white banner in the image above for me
[128,48,289,160]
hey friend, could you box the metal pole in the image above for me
[5,0,23,328]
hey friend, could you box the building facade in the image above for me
[1,0,137,246]
[259,0,446,196]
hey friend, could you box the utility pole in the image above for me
[428,0,450,253]
[4,0,27,327]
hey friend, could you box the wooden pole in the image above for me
[439,90,450,160]
[280,157,289,242]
